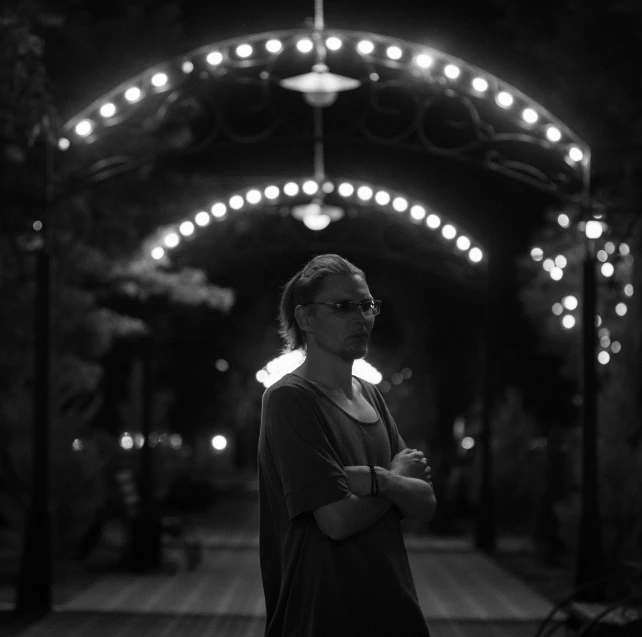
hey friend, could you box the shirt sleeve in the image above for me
[264,386,351,521]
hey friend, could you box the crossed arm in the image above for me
[313,465,437,541]
[345,465,437,523]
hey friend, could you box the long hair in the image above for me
[278,254,365,352]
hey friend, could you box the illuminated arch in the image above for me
[138,175,484,268]
[60,28,589,200]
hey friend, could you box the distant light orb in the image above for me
[415,54,433,68]
[58,138,70,151]
[543,258,555,272]
[163,232,180,248]
[75,120,93,137]
[410,205,426,220]
[546,126,562,142]
[563,295,578,311]
[568,146,584,162]
[461,436,475,450]
[456,236,471,251]
[72,438,84,452]
[338,182,354,197]
[357,186,373,200]
[182,60,194,73]
[604,241,616,254]
[215,359,230,372]
[442,224,456,240]
[206,51,223,65]
[615,303,628,316]
[557,213,570,228]
[555,255,567,268]
[358,40,375,54]
[151,246,165,260]
[124,87,142,102]
[120,433,134,450]
[326,37,342,50]
[265,185,280,199]
[596,315,602,327]
[531,247,544,261]
[600,336,611,348]
[426,214,441,229]
[236,43,253,58]
[266,39,282,53]
[211,203,227,218]
[601,262,614,277]
[100,102,116,118]
[303,180,319,195]
[496,91,514,108]
[246,189,262,204]
[393,197,408,212]
[179,221,195,236]
[522,108,538,123]
[624,284,634,297]
[211,435,227,451]
[375,191,391,205]
[469,247,483,262]
[552,303,563,316]
[598,351,610,365]
[562,314,575,329]
[611,341,621,354]
[284,182,299,196]
[229,195,244,210]
[472,77,488,92]
[33,221,42,231]
[386,46,403,60]
[322,181,334,193]
[550,267,563,281]
[585,220,603,239]
[619,243,630,256]
[597,250,608,262]
[296,39,314,53]
[151,73,168,87]
[195,211,210,227]
[444,64,460,79]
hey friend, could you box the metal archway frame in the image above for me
[60,28,590,206]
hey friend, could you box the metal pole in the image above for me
[475,250,496,551]
[16,120,54,613]
[575,192,605,596]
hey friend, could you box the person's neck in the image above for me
[298,350,354,398]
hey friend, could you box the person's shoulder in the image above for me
[263,373,312,406]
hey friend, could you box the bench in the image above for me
[534,562,642,636]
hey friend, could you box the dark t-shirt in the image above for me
[258,372,431,637]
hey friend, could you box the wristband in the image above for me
[368,464,379,497]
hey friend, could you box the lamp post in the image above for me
[575,201,606,596]
[16,116,56,613]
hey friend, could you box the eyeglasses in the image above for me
[302,300,382,317]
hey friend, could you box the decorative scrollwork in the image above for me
[153,88,221,153]
[361,81,421,143]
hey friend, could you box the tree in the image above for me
[491,0,642,569]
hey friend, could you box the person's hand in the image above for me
[391,449,432,483]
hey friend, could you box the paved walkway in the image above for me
[2,494,559,636]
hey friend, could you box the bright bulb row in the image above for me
[149,179,484,265]
[335,181,482,262]
[64,33,585,166]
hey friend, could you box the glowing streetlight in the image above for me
[280,63,361,108]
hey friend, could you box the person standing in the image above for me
[258,254,436,637]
